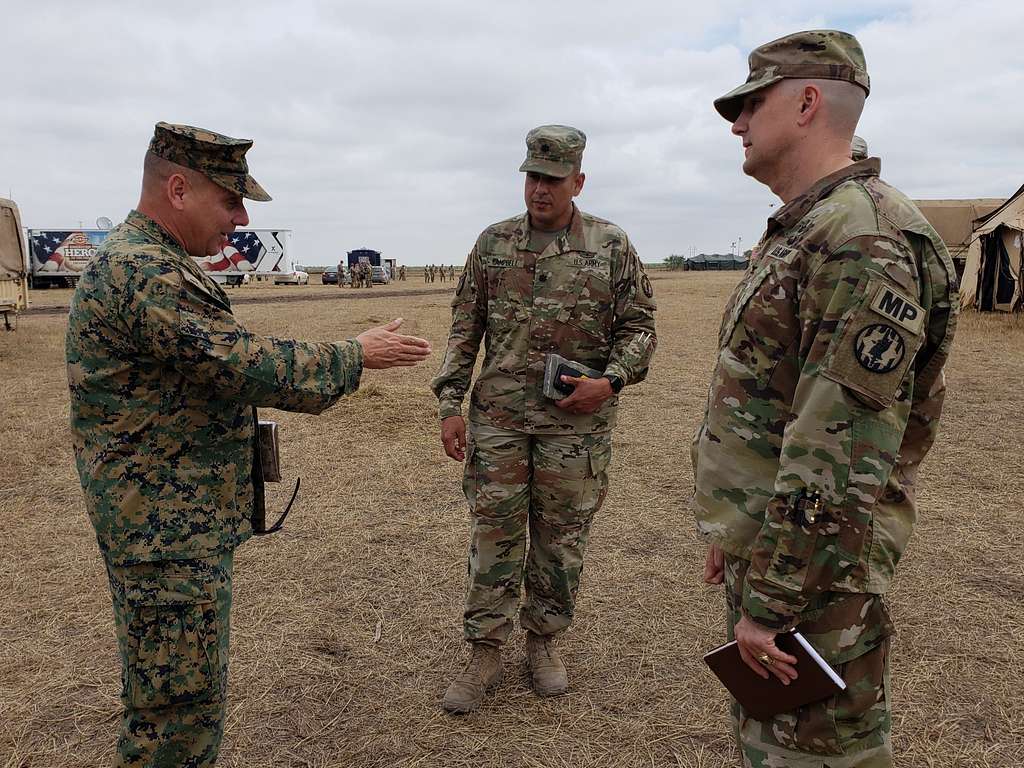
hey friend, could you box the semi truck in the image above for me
[346,249,396,281]
[27,227,296,287]
[1,199,29,330]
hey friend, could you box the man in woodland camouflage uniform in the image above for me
[432,124,657,713]
[692,31,957,767]
[66,122,431,767]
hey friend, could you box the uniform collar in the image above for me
[123,209,192,257]
[514,203,589,255]
[767,158,881,234]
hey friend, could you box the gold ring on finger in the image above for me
[758,653,775,667]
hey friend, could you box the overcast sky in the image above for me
[4,0,1022,266]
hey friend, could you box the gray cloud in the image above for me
[3,1,1022,265]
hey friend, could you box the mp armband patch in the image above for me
[821,278,925,409]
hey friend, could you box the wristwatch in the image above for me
[603,374,624,394]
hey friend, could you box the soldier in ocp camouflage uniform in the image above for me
[692,32,958,767]
[66,122,431,767]
[432,125,657,714]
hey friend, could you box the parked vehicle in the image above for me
[321,268,340,285]
[27,227,295,287]
[371,265,390,284]
[1,198,29,330]
[275,270,309,286]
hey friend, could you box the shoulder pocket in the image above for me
[821,277,925,409]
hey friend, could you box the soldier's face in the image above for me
[731,83,795,184]
[525,171,585,230]
[182,176,249,257]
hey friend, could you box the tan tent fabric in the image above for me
[961,185,1024,311]
[914,198,1003,260]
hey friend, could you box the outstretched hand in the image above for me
[356,318,432,369]
[554,375,614,415]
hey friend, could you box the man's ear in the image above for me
[796,84,823,127]
[167,172,188,211]
[573,172,586,196]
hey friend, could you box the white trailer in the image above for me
[27,227,295,287]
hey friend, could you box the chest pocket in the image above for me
[718,254,800,387]
[555,259,613,341]
[482,252,528,325]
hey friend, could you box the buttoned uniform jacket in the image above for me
[67,211,363,566]
[691,160,958,630]
[432,205,657,435]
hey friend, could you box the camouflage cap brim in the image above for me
[207,172,272,202]
[518,157,575,179]
[713,74,785,122]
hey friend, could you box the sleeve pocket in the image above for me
[124,576,223,709]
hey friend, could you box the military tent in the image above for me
[913,198,1003,277]
[960,184,1024,312]
[683,253,748,271]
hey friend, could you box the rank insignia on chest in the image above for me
[854,324,904,373]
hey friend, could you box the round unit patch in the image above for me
[854,324,904,373]
[641,274,653,298]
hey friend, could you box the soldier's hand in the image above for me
[555,375,614,415]
[441,415,467,461]
[703,544,724,585]
[356,318,432,369]
[734,616,799,685]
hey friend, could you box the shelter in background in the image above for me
[914,198,1003,278]
[683,253,748,271]
[960,184,1024,312]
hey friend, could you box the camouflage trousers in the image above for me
[724,555,893,768]
[461,423,612,644]
[105,552,234,768]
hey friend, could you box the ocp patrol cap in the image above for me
[714,30,870,123]
[148,122,271,201]
[519,124,586,178]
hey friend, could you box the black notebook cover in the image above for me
[703,631,846,720]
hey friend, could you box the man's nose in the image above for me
[235,204,250,227]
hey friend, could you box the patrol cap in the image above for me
[519,125,586,178]
[714,30,870,123]
[148,122,271,202]
[851,135,869,161]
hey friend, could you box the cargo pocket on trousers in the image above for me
[124,576,222,709]
[579,440,612,514]
[462,441,478,511]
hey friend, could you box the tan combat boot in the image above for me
[526,632,568,697]
[442,643,503,714]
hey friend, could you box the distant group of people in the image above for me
[424,263,455,282]
[64,28,958,768]
[337,261,375,288]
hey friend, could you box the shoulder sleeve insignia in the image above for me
[820,277,926,409]
[869,284,925,334]
[641,274,653,298]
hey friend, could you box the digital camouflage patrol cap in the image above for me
[714,30,870,123]
[519,125,586,178]
[148,122,271,202]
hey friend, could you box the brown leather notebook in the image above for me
[703,631,846,720]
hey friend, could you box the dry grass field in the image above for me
[1,272,1022,768]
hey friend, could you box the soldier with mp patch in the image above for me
[432,124,657,713]
[66,122,431,767]
[692,31,958,766]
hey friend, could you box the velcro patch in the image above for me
[869,284,924,334]
[821,278,925,409]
